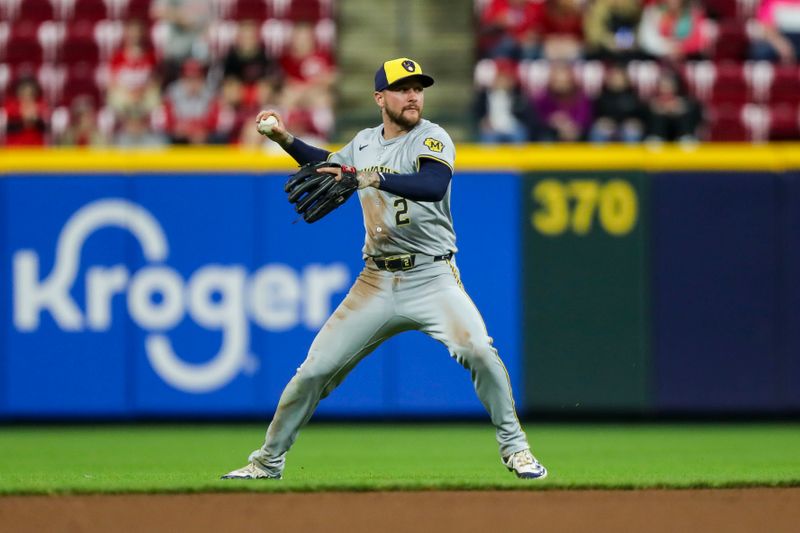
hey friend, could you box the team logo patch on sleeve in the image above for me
[424,138,444,153]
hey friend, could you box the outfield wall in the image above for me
[1,145,798,418]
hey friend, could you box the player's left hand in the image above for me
[316,166,377,189]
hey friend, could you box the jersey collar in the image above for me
[379,119,427,145]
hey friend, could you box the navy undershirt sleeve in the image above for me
[378,159,452,202]
[284,137,331,165]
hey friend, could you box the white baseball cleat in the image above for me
[220,462,282,480]
[503,449,548,479]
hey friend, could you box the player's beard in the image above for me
[385,103,421,130]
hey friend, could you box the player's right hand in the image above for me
[255,110,291,146]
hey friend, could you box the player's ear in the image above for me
[374,91,383,109]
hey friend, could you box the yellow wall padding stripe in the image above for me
[2,144,800,174]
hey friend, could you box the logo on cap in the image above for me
[402,60,416,72]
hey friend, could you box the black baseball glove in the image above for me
[284,161,359,223]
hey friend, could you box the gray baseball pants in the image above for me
[248,257,529,475]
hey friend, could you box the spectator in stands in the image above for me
[210,76,249,144]
[240,76,285,147]
[584,0,643,61]
[3,76,48,146]
[475,59,533,143]
[151,0,212,83]
[750,0,800,63]
[114,108,168,148]
[223,20,282,86]
[638,0,710,63]
[280,22,335,110]
[588,63,645,142]
[531,61,592,141]
[163,59,217,144]
[57,95,108,146]
[107,19,161,117]
[645,69,702,141]
[283,105,330,145]
[540,0,585,61]
[479,0,544,60]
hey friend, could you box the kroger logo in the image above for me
[12,199,351,394]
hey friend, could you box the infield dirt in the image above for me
[1,488,798,533]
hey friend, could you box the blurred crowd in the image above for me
[0,0,335,147]
[475,0,800,142]
[3,0,800,147]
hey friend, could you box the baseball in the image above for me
[258,116,278,134]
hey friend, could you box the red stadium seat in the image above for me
[3,33,44,67]
[122,0,153,20]
[233,0,269,20]
[706,103,748,141]
[702,0,738,21]
[13,0,56,22]
[59,63,102,107]
[711,21,749,62]
[768,104,800,140]
[56,20,100,65]
[288,0,323,21]
[709,62,748,105]
[62,0,110,22]
[768,66,800,106]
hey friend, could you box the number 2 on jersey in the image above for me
[394,198,410,226]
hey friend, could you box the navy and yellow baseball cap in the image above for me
[374,58,435,91]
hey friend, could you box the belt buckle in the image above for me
[383,254,414,271]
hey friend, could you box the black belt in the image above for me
[372,252,453,272]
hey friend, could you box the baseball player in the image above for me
[222,58,547,480]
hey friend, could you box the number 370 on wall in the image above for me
[531,178,638,236]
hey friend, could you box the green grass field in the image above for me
[1,423,798,494]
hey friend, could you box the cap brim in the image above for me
[383,73,435,91]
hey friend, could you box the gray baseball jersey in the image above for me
[245,119,531,478]
[328,119,457,258]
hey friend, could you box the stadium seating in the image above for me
[1,0,337,145]
[232,0,270,21]
[768,103,800,140]
[60,23,101,65]
[61,0,110,22]
[122,0,155,20]
[472,0,800,142]
[2,0,57,22]
[2,30,44,67]
[476,53,800,143]
[709,19,752,62]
